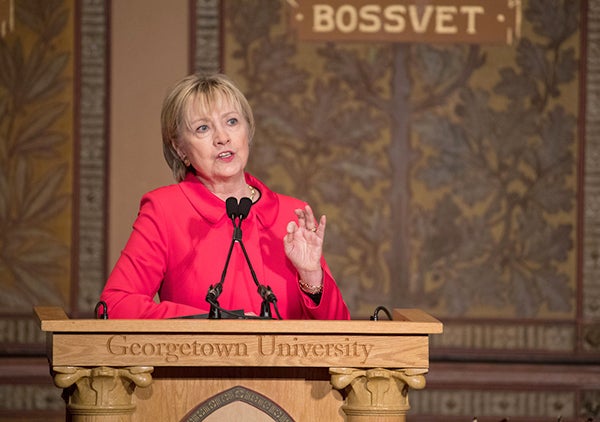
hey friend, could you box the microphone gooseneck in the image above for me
[206,197,239,319]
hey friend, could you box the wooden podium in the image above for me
[35,307,442,422]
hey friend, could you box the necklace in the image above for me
[248,184,256,201]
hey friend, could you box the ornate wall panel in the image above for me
[0,0,107,419]
[1,0,75,354]
[584,0,600,355]
[0,0,107,355]
[191,0,221,74]
[193,0,599,420]
[76,0,108,316]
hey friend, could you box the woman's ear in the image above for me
[171,141,184,159]
[172,141,190,166]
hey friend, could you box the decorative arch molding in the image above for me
[180,386,295,422]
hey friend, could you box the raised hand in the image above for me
[283,204,326,288]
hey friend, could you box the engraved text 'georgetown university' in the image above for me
[106,335,374,364]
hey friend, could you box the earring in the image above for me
[183,157,190,167]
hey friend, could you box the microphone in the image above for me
[226,196,239,220]
[227,196,242,241]
[238,197,252,220]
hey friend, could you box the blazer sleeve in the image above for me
[99,193,206,319]
[297,258,351,320]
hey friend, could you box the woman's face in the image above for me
[175,94,250,188]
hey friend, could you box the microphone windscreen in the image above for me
[226,197,239,219]
[238,197,253,219]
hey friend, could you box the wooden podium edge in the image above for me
[34,306,68,324]
[33,307,443,335]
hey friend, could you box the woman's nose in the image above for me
[213,125,230,145]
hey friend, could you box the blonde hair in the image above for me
[161,73,256,182]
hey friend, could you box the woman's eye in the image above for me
[197,124,209,133]
[227,117,238,126]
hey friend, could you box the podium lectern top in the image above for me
[35,307,442,368]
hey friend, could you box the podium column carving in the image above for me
[330,367,428,422]
[53,366,153,421]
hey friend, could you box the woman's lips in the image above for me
[217,151,234,161]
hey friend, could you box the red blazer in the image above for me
[100,173,350,320]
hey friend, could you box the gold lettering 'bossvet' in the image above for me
[258,336,373,364]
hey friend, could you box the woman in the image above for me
[99,73,350,320]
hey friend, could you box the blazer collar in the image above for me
[178,172,279,229]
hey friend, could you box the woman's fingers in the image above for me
[295,205,320,232]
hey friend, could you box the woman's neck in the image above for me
[197,175,250,202]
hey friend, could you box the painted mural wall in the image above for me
[217,0,587,355]
[0,0,599,420]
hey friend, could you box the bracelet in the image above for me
[299,280,323,295]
